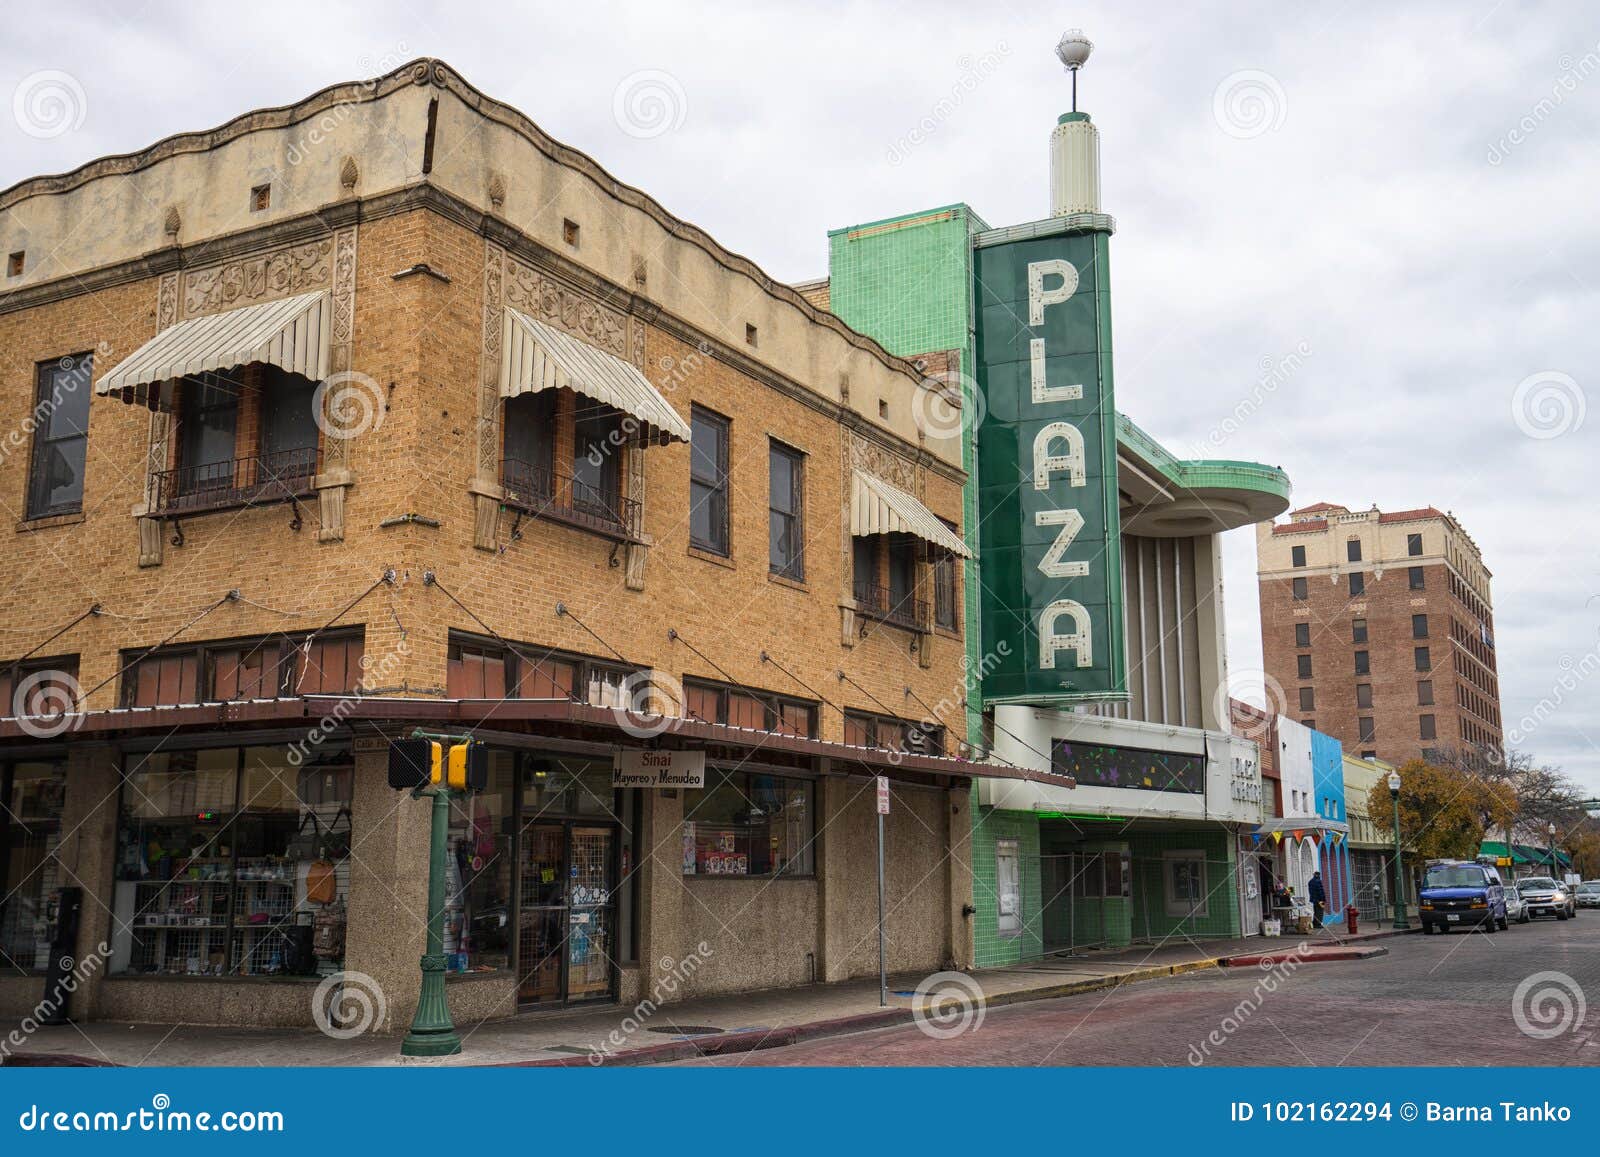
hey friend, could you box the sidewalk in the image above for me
[5,925,1411,1068]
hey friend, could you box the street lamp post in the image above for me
[1548,821,1559,880]
[1387,770,1409,930]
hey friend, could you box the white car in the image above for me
[1503,884,1529,924]
[1516,877,1576,920]
[1577,881,1600,910]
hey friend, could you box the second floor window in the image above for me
[1348,572,1365,597]
[26,353,93,520]
[445,633,636,708]
[768,441,805,580]
[933,540,960,631]
[690,406,730,555]
[166,366,320,507]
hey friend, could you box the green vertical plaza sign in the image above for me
[973,225,1125,705]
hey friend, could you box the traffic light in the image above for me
[388,738,443,789]
[446,743,490,791]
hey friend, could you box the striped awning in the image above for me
[501,307,690,444]
[96,291,331,410]
[851,470,970,557]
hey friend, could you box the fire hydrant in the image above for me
[1345,904,1360,934]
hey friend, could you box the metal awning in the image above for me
[850,470,970,557]
[501,307,690,445]
[96,291,331,410]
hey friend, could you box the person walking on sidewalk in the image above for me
[1308,870,1326,928]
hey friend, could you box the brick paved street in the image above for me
[687,917,1600,1066]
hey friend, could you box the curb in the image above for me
[512,958,1219,1068]
[1220,945,1388,967]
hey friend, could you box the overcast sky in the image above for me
[3,1,1595,791]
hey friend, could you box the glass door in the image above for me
[566,826,615,1002]
[516,823,566,1006]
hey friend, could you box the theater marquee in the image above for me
[973,224,1125,705]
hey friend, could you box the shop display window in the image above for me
[0,761,67,973]
[111,744,353,979]
[444,750,515,974]
[681,770,814,878]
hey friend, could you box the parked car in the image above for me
[1419,860,1507,933]
[1515,876,1576,920]
[1502,883,1528,924]
[1576,881,1600,910]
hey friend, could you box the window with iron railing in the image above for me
[852,534,929,632]
[501,391,639,541]
[157,366,321,515]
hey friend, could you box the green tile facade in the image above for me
[1122,829,1241,940]
[969,803,1042,967]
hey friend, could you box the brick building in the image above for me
[1256,502,1503,768]
[0,59,1058,1032]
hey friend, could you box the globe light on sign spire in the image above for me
[1055,29,1093,111]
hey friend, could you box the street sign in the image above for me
[876,775,891,815]
[613,749,706,788]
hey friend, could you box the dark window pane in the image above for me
[1354,650,1370,675]
[1407,533,1423,556]
[1415,646,1430,672]
[503,393,554,475]
[1420,714,1437,740]
[1412,613,1429,639]
[1357,684,1373,709]
[572,403,621,505]
[1352,618,1368,644]
[1408,566,1425,590]
[1348,572,1365,597]
[26,353,94,518]
[689,408,729,554]
[1298,687,1315,711]
[1296,654,1312,678]
[1359,717,1375,742]
[1292,577,1307,600]
[768,443,804,580]
[1291,545,1306,567]
[1346,539,1362,562]
[1294,623,1310,647]
[259,366,320,462]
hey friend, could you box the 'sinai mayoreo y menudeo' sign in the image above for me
[973,224,1125,705]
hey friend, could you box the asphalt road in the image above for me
[686,914,1600,1066]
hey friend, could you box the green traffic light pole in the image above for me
[400,728,474,1059]
[1387,770,1409,930]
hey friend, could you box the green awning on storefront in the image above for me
[1485,841,1571,868]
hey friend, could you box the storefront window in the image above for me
[445,750,514,974]
[521,757,616,819]
[111,744,353,979]
[0,761,67,973]
[681,770,814,877]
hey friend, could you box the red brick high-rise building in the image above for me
[1256,503,1503,767]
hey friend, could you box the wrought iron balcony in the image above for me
[853,579,928,633]
[501,458,641,542]
[151,448,319,516]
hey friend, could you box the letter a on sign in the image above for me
[1039,599,1093,669]
[1033,422,1086,489]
